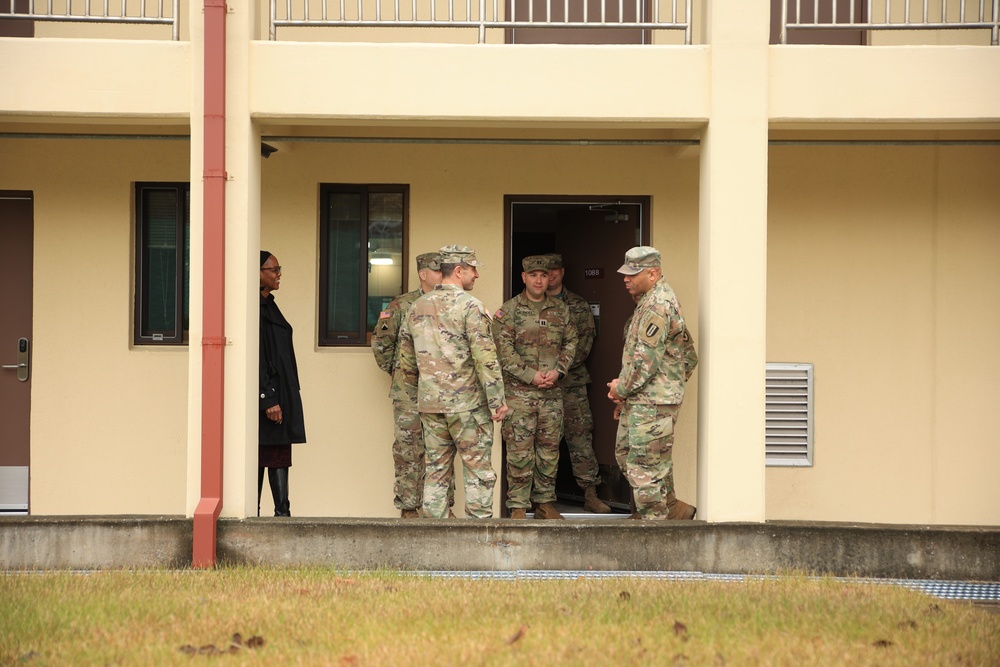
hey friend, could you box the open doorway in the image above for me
[502,195,650,514]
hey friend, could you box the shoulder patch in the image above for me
[379,310,392,319]
[640,313,667,346]
[494,308,505,320]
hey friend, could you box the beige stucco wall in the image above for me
[4,5,998,525]
[767,144,1000,525]
[258,140,701,517]
[0,137,191,514]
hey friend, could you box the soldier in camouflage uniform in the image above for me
[493,255,578,520]
[372,252,455,518]
[542,253,611,514]
[608,246,698,520]
[397,245,509,519]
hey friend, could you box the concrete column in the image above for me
[223,4,262,519]
[186,3,260,520]
[696,2,770,522]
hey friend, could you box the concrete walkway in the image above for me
[1,516,998,584]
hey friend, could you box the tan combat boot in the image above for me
[583,487,611,514]
[509,509,526,519]
[665,492,696,520]
[533,503,565,520]
[400,509,420,518]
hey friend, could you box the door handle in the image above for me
[3,338,29,382]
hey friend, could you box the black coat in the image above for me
[259,293,306,445]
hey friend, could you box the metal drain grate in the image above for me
[418,570,1000,602]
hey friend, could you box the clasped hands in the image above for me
[531,370,561,389]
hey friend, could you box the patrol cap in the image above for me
[521,255,549,273]
[542,253,563,270]
[415,252,441,271]
[439,244,480,266]
[617,246,661,275]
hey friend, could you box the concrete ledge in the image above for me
[0,515,191,570]
[1,516,997,581]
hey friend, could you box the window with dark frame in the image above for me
[134,183,190,345]
[319,184,407,346]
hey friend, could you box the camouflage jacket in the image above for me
[398,284,506,414]
[492,293,578,399]
[552,288,595,387]
[616,277,698,406]
[371,288,423,403]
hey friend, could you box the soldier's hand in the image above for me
[541,370,560,387]
[531,371,550,388]
[491,404,510,421]
[607,379,623,403]
[613,404,623,420]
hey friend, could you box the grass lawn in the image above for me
[2,568,998,666]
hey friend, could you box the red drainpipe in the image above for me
[193,0,228,569]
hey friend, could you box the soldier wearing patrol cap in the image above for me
[397,245,509,519]
[372,252,456,518]
[542,253,611,514]
[493,255,579,520]
[607,246,699,520]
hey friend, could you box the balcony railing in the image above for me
[269,0,693,43]
[780,0,999,45]
[0,0,180,40]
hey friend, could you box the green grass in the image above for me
[2,568,997,666]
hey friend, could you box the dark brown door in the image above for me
[0,192,32,515]
[504,196,650,511]
[770,0,866,45]
[0,0,35,38]
[508,0,649,44]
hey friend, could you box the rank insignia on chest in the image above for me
[539,319,548,327]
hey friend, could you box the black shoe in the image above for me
[268,467,291,517]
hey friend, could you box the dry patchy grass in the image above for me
[1,568,998,666]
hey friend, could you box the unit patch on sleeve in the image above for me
[640,313,667,346]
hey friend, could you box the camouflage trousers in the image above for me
[420,406,496,519]
[614,403,679,519]
[391,401,425,511]
[502,394,563,509]
[392,401,454,512]
[562,384,600,490]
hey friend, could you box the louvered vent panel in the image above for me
[765,363,813,466]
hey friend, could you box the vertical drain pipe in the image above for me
[193,0,227,569]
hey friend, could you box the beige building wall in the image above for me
[258,140,701,516]
[767,144,1000,525]
[0,137,191,514]
[3,2,998,524]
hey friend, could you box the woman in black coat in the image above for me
[259,250,306,516]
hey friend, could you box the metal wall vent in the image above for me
[766,363,814,466]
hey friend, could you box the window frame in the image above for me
[318,183,409,347]
[133,182,189,346]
